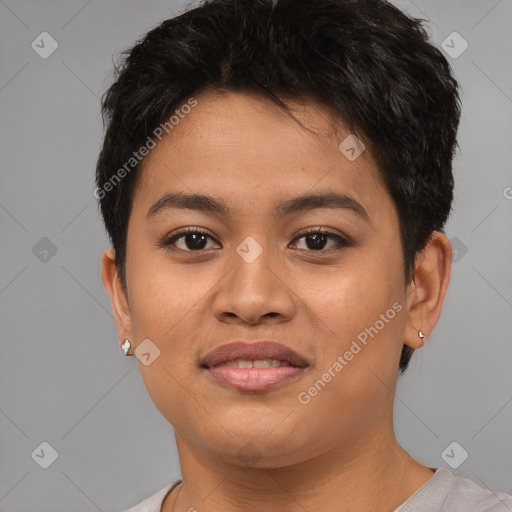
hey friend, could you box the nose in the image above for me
[211,243,296,326]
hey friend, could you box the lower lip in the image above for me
[205,365,305,391]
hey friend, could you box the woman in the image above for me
[96,0,512,510]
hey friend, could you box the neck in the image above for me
[163,425,435,512]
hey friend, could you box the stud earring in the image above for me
[121,339,132,356]
[418,331,427,346]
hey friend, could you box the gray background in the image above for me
[1,0,511,511]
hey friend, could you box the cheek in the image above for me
[300,253,400,335]
[126,245,201,331]
[300,251,406,394]
[296,271,404,431]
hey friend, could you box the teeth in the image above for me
[254,359,281,368]
[223,359,288,368]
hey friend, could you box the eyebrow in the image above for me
[146,191,370,222]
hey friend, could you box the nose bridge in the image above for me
[233,240,276,291]
[211,237,295,323]
[230,236,281,300]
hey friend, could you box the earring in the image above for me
[121,339,132,356]
[418,331,427,346]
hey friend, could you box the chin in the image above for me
[194,424,322,468]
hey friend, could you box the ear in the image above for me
[404,231,452,349]
[101,248,133,350]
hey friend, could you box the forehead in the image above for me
[132,90,392,221]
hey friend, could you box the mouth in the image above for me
[200,340,309,391]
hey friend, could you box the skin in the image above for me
[101,90,452,512]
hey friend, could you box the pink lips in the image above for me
[200,340,309,391]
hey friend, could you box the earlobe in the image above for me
[101,248,133,345]
[417,330,427,347]
[404,231,452,349]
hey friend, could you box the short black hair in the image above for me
[95,0,461,373]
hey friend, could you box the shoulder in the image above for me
[395,467,512,512]
[445,470,512,511]
[123,479,182,512]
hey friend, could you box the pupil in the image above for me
[307,233,326,250]
[186,233,207,250]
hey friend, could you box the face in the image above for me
[104,90,425,467]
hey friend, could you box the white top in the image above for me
[124,479,180,512]
[124,467,512,511]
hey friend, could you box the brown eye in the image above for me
[291,229,350,252]
[161,228,219,252]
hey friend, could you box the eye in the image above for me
[290,228,350,252]
[160,227,220,252]
[159,227,350,253]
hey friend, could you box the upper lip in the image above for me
[200,341,309,369]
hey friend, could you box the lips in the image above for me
[200,340,309,369]
[200,341,309,391]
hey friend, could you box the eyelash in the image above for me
[159,227,351,253]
